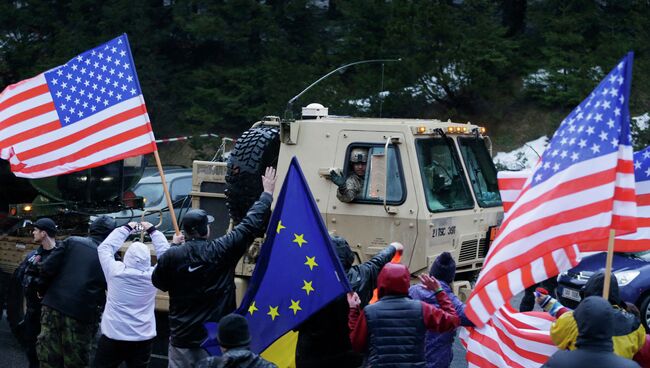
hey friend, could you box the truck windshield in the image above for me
[416,137,474,212]
[458,137,502,208]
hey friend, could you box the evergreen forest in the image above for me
[1,0,650,151]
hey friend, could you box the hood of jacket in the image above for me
[124,241,151,272]
[377,263,410,299]
[574,296,614,351]
[583,270,623,308]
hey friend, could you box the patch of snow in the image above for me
[633,113,650,131]
[493,136,549,170]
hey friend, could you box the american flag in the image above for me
[460,305,558,368]
[466,52,637,327]
[497,170,531,213]
[498,147,650,253]
[0,34,157,178]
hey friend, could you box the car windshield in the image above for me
[458,137,502,207]
[415,137,474,212]
[627,250,650,261]
[134,183,164,208]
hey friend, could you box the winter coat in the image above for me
[98,225,169,341]
[408,281,474,368]
[39,221,112,323]
[348,263,460,367]
[196,347,278,368]
[543,296,640,368]
[152,192,272,348]
[550,272,646,359]
[295,245,396,368]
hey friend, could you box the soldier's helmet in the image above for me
[349,148,368,163]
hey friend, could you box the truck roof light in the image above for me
[417,126,427,134]
[480,127,486,134]
[23,205,32,212]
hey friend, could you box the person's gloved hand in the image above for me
[330,170,346,187]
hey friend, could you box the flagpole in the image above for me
[153,150,180,235]
[602,229,616,300]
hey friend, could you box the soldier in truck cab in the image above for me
[330,148,368,203]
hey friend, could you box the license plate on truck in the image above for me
[562,287,581,302]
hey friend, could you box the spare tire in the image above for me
[225,126,280,223]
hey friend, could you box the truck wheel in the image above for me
[6,270,25,337]
[225,126,280,223]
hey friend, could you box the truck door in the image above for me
[325,130,420,269]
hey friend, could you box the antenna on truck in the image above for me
[283,58,402,121]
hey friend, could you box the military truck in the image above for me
[220,103,504,289]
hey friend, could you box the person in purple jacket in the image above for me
[409,252,474,368]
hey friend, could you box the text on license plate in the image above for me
[562,288,581,302]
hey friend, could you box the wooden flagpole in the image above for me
[154,150,180,235]
[602,229,616,300]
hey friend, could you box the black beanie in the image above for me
[218,314,251,348]
[429,252,456,284]
[331,235,354,271]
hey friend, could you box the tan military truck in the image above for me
[220,104,503,288]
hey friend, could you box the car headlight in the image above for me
[614,270,640,286]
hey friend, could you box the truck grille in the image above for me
[459,239,478,262]
[478,238,489,258]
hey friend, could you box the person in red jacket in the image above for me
[347,263,460,367]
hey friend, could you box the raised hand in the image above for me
[419,274,441,292]
[141,221,154,231]
[262,167,277,195]
[329,169,346,187]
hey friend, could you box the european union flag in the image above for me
[203,157,351,354]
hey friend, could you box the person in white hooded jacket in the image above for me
[94,221,173,368]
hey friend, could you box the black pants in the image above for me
[93,335,154,368]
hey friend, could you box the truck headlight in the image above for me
[614,270,640,286]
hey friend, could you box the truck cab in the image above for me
[260,106,503,277]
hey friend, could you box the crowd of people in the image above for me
[9,163,650,368]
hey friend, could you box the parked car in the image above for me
[94,169,193,235]
[557,251,650,328]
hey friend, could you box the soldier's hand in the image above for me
[390,242,404,254]
[419,274,441,292]
[141,221,154,231]
[262,167,277,195]
[172,233,185,245]
[347,292,361,309]
[329,170,346,187]
[127,222,138,230]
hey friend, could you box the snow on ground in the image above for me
[493,113,649,170]
[493,136,548,170]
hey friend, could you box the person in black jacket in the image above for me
[152,167,276,368]
[542,296,640,368]
[295,236,402,368]
[36,215,116,368]
[14,218,58,368]
[196,314,277,368]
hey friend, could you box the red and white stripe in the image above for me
[498,164,649,253]
[467,146,636,327]
[497,170,530,213]
[0,73,156,178]
[460,305,557,368]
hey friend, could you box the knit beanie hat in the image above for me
[331,235,354,271]
[218,314,251,348]
[429,252,456,284]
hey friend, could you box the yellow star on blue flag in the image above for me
[202,157,351,355]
